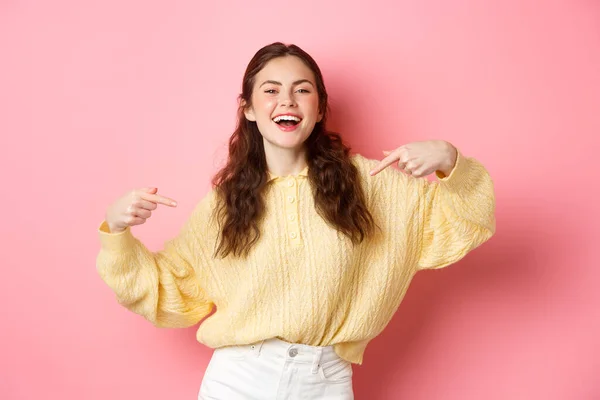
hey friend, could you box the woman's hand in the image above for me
[105,187,178,233]
[369,140,458,178]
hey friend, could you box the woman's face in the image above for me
[244,55,322,152]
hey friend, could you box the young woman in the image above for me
[97,42,496,399]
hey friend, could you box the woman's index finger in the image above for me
[141,192,178,207]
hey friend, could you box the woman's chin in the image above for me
[263,134,309,151]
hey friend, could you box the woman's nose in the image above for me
[279,94,296,107]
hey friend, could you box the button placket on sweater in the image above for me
[283,177,302,246]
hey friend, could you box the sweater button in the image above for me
[289,348,298,357]
[288,214,295,221]
[287,196,295,203]
[287,180,294,187]
[290,232,297,239]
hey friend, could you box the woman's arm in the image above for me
[367,142,496,270]
[96,193,215,327]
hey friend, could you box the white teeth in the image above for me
[273,115,301,123]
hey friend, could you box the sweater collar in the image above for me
[267,165,309,182]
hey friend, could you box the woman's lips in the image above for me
[274,121,300,132]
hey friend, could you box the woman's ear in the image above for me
[241,99,256,121]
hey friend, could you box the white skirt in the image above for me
[198,337,354,399]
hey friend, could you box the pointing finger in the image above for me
[370,151,400,176]
[140,192,178,207]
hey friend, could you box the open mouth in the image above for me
[272,115,302,127]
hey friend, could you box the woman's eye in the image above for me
[264,89,277,94]
[297,89,310,93]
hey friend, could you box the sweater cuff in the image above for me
[435,150,472,191]
[98,221,138,252]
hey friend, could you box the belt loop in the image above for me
[311,348,323,374]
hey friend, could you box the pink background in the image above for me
[1,0,599,399]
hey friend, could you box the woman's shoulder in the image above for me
[187,187,219,224]
[349,151,411,192]
[349,153,380,195]
[349,152,378,173]
[349,152,392,182]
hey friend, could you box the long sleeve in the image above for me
[364,150,496,271]
[96,193,215,328]
[414,151,496,270]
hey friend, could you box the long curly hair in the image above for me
[211,42,376,259]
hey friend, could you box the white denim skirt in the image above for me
[198,337,354,399]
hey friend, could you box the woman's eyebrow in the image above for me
[259,79,315,88]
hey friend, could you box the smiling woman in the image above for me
[212,44,377,261]
[243,57,322,153]
[96,42,496,399]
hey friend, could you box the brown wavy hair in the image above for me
[211,42,376,259]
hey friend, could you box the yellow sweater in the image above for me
[96,151,495,365]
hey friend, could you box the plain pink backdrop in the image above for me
[1,0,599,399]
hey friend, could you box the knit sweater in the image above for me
[96,150,495,365]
